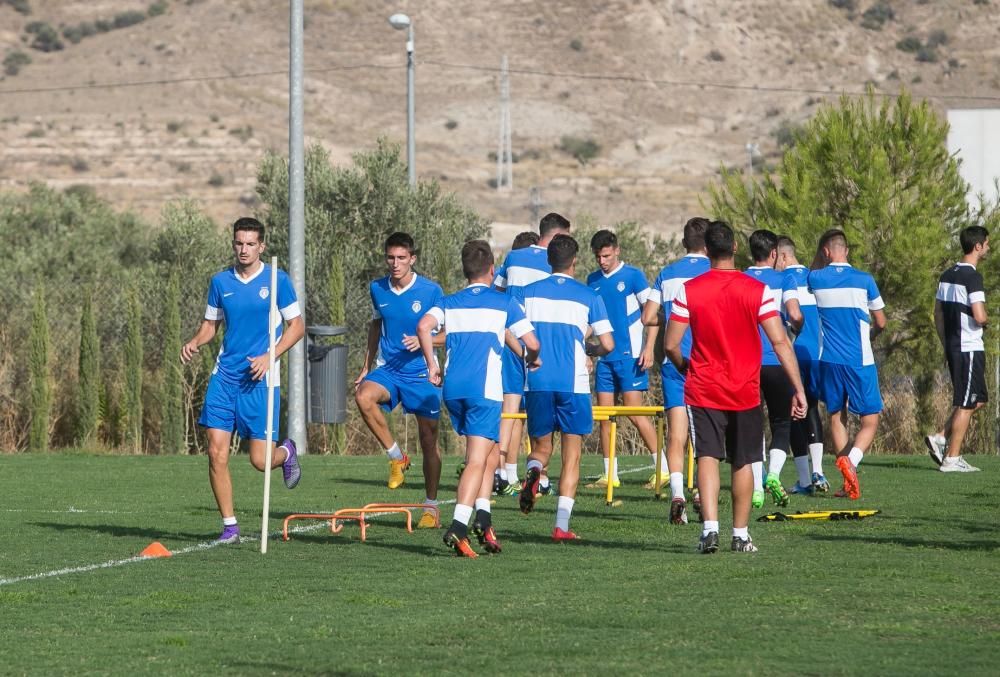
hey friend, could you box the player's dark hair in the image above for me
[539,212,571,237]
[749,229,779,263]
[704,220,736,259]
[233,216,265,241]
[682,217,710,252]
[512,231,539,250]
[811,229,848,269]
[547,233,579,271]
[590,229,617,253]
[776,235,796,251]
[960,226,989,254]
[461,240,494,279]
[384,231,416,255]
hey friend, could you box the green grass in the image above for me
[2,452,999,675]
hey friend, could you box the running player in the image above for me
[665,221,806,554]
[809,230,886,500]
[354,232,444,526]
[181,217,305,544]
[417,240,540,557]
[642,217,711,524]
[926,226,990,472]
[744,230,793,509]
[586,229,661,489]
[516,234,614,541]
[775,236,830,493]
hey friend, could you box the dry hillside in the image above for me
[1,0,998,237]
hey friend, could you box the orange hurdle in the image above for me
[282,502,441,542]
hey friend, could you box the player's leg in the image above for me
[239,384,301,490]
[500,399,523,492]
[788,411,815,495]
[554,432,583,540]
[521,392,555,514]
[665,406,691,523]
[729,407,763,552]
[618,388,664,489]
[928,350,963,465]
[689,406,724,553]
[198,374,241,542]
[444,428,492,559]
[594,390,619,487]
[940,351,987,472]
[760,366,792,507]
[355,372,410,487]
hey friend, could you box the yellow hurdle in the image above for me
[687,440,695,490]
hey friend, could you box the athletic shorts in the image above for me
[445,398,502,442]
[796,350,822,402]
[687,405,763,469]
[199,373,279,441]
[502,345,525,396]
[947,350,989,409]
[595,358,648,394]
[818,362,882,416]
[661,360,687,410]
[759,365,793,453]
[364,367,441,420]
[525,391,593,437]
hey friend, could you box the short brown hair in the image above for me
[461,239,494,279]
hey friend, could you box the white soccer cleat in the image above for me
[924,435,946,467]
[939,456,981,473]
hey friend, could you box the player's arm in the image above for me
[416,312,442,385]
[664,318,687,374]
[355,318,382,386]
[870,308,887,339]
[181,319,221,363]
[761,315,807,419]
[933,300,946,348]
[638,323,657,370]
[641,296,662,327]
[784,297,803,335]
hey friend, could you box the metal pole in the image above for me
[288,0,307,452]
[406,23,416,187]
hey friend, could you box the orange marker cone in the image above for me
[139,541,172,558]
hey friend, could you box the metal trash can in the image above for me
[306,325,348,424]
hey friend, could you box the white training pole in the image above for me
[260,256,279,554]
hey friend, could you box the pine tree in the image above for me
[160,272,184,454]
[76,288,101,447]
[29,287,51,452]
[123,283,144,453]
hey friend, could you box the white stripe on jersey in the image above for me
[486,347,503,401]
[205,305,223,321]
[813,287,880,312]
[525,297,590,334]
[444,308,507,344]
[782,285,817,307]
[591,319,613,335]
[509,318,534,339]
[279,301,302,320]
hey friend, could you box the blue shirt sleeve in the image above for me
[505,296,527,327]
[206,275,222,308]
[277,270,298,307]
[589,293,610,326]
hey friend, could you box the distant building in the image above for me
[947,109,1000,208]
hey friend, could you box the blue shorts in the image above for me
[797,352,822,402]
[525,391,593,437]
[364,367,441,420]
[661,361,687,410]
[198,373,279,441]
[445,398,502,442]
[595,358,648,394]
[819,362,882,416]
[502,346,525,395]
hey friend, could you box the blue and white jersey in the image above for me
[744,266,785,366]
[205,263,300,385]
[370,273,444,377]
[808,263,885,367]
[586,263,652,362]
[649,254,710,360]
[513,274,612,394]
[494,244,550,291]
[781,264,820,361]
[425,284,533,402]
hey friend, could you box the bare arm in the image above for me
[934,300,946,348]
[972,301,989,328]
[784,298,804,335]
[664,318,688,373]
[416,313,441,386]
[585,332,615,358]
[641,298,662,327]
[181,319,221,363]
[520,330,541,369]
[870,308,887,338]
[355,318,383,385]
[638,323,657,371]
[761,315,807,419]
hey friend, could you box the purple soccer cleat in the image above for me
[218,524,241,544]
[280,438,301,489]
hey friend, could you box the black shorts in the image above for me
[947,350,988,409]
[687,405,764,469]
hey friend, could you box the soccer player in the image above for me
[665,221,806,554]
[355,232,444,526]
[926,226,990,472]
[417,240,540,557]
[642,217,711,524]
[516,234,614,541]
[808,230,886,500]
[494,213,571,497]
[775,236,830,493]
[744,230,794,509]
[181,217,305,544]
[586,229,662,489]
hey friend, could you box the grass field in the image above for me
[2,452,999,676]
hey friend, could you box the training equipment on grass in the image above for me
[260,257,279,555]
[592,405,664,506]
[282,503,441,543]
[139,541,172,558]
[756,509,881,522]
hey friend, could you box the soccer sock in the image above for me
[539,476,551,490]
[496,468,505,481]
[767,449,787,478]
[669,472,684,499]
[703,520,719,536]
[794,455,811,488]
[423,497,438,513]
[651,450,669,474]
[603,457,617,478]
[505,463,519,484]
[385,442,403,461]
[733,526,749,540]
[809,443,825,475]
[450,503,473,538]
[474,498,492,528]
[222,515,237,526]
[751,461,763,491]
[555,496,575,531]
[848,447,864,467]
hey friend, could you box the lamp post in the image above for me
[389,13,415,187]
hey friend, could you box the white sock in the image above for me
[751,461,763,491]
[703,520,719,536]
[651,450,668,473]
[496,468,506,481]
[386,442,403,461]
[474,498,491,514]
[733,526,749,540]
[423,497,438,513]
[505,463,519,484]
[848,447,864,467]
[603,457,609,475]
[452,503,473,526]
[794,456,811,488]
[527,459,543,473]
[603,457,617,478]
[669,472,684,499]
[809,443,824,475]
[222,515,238,526]
[768,449,787,478]
[555,496,575,531]
[539,476,551,490]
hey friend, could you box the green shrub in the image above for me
[926,29,949,48]
[828,0,856,10]
[114,11,146,29]
[916,46,939,63]
[76,289,101,446]
[3,49,31,76]
[2,0,31,15]
[896,36,922,53]
[25,21,63,52]
[148,1,168,17]
[569,38,583,51]
[558,136,601,165]
[860,2,893,30]
[29,287,50,452]
[207,172,224,187]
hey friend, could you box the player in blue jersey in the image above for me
[641,217,710,524]
[493,213,571,497]
[181,217,305,544]
[808,230,887,500]
[775,236,830,493]
[515,235,615,541]
[744,230,794,509]
[417,240,540,557]
[586,229,661,489]
[354,232,444,524]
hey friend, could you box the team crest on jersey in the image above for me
[472,287,483,295]
[259,287,269,299]
[557,277,566,284]
[411,301,422,313]
[616,281,625,292]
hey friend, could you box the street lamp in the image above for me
[745,141,760,183]
[388,13,415,187]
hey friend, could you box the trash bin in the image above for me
[306,325,348,424]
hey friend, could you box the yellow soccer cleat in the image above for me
[417,511,438,529]
[586,474,620,489]
[643,473,668,491]
[387,453,411,490]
